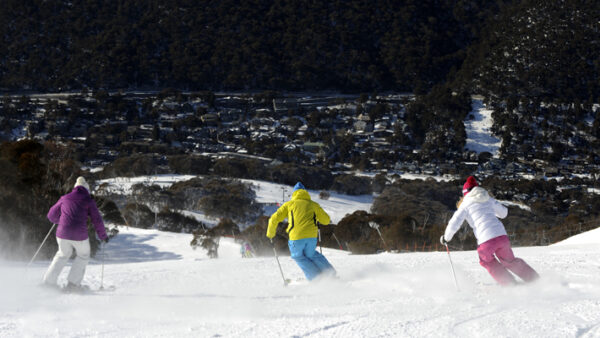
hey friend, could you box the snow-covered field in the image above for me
[2,226,599,337]
[1,179,599,337]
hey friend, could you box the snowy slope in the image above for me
[2,177,599,337]
[465,99,502,156]
[2,225,600,337]
[97,176,374,226]
[553,226,600,247]
[244,179,373,225]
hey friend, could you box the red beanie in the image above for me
[462,176,478,195]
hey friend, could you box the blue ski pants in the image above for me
[288,238,335,280]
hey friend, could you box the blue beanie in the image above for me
[293,182,305,192]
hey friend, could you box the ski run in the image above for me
[1,178,599,337]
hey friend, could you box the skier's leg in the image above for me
[43,238,73,285]
[289,239,320,280]
[67,239,90,286]
[477,238,516,286]
[303,238,335,276]
[495,236,539,282]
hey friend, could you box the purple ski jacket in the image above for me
[47,186,108,241]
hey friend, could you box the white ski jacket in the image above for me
[443,187,508,245]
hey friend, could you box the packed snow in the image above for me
[465,99,502,156]
[1,179,600,337]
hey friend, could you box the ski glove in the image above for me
[440,235,448,246]
[103,237,110,244]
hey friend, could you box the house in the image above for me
[544,166,559,176]
[302,142,326,154]
[353,120,373,132]
[201,113,219,125]
[219,109,242,122]
[272,98,299,113]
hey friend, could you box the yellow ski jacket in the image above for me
[266,189,331,240]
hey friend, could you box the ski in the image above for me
[39,282,116,294]
[97,285,117,292]
[61,284,117,294]
[284,278,307,286]
[38,282,63,294]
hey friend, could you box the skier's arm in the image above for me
[313,203,331,226]
[492,199,508,219]
[266,203,288,239]
[444,207,467,242]
[47,198,63,224]
[89,200,108,240]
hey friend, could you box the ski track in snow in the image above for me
[1,226,600,337]
[465,99,502,155]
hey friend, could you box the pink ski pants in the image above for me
[477,235,539,285]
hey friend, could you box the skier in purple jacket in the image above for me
[43,176,108,291]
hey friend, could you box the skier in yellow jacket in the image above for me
[266,182,336,280]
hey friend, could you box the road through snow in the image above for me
[465,99,502,156]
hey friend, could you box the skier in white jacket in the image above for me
[441,176,539,285]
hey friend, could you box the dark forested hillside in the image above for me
[0,140,82,259]
[2,0,599,103]
[0,0,503,92]
[455,0,600,164]
[460,0,600,103]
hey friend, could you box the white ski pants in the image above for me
[43,237,90,286]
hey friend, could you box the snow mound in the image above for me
[552,226,600,246]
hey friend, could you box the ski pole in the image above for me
[270,239,288,286]
[369,222,388,251]
[444,243,459,291]
[332,233,343,250]
[317,226,323,254]
[100,242,105,291]
[27,223,57,268]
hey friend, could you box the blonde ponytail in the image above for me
[456,196,464,209]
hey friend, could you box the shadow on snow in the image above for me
[93,233,181,264]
